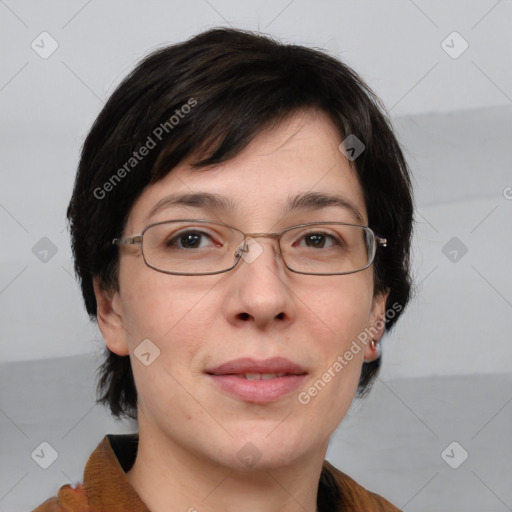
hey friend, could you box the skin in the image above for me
[94,109,388,512]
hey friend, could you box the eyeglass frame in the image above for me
[112,219,387,276]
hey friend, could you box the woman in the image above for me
[34,27,413,511]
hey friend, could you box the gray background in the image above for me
[1,1,511,511]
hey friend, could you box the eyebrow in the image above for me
[284,191,365,224]
[148,191,365,224]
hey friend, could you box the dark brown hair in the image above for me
[67,27,414,419]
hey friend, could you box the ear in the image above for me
[363,289,390,363]
[93,277,130,356]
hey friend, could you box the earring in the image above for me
[370,339,381,356]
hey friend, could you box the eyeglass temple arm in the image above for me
[376,236,387,247]
[112,236,142,246]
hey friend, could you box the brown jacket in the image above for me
[32,434,402,512]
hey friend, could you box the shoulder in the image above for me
[32,483,89,512]
[322,460,403,511]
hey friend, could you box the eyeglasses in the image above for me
[112,219,387,276]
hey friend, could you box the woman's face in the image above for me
[97,110,387,469]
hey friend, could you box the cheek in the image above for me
[119,261,201,336]
[119,269,220,377]
[300,274,374,343]
[297,277,373,410]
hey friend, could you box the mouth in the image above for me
[205,357,308,403]
[224,372,294,380]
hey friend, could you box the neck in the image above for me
[126,421,326,512]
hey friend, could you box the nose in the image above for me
[224,237,296,330]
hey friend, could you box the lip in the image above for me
[205,357,308,404]
[206,357,307,376]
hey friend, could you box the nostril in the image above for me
[275,312,285,320]
[239,312,251,320]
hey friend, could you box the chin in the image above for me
[217,429,317,471]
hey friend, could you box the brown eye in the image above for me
[296,232,339,249]
[166,230,217,249]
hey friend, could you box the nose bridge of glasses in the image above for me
[235,232,282,258]
[244,232,280,241]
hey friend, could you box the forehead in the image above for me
[127,110,367,231]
